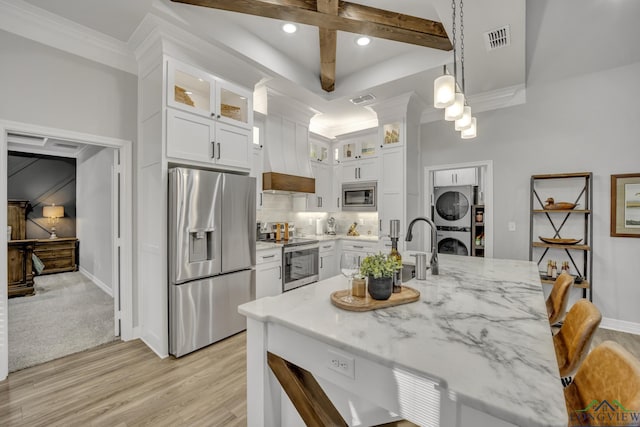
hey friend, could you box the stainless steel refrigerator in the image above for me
[169,167,256,357]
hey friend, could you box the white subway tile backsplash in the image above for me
[257,193,379,237]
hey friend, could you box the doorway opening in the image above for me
[0,120,133,380]
[424,160,494,258]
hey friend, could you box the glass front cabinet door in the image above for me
[167,59,216,118]
[167,59,252,129]
[217,81,252,129]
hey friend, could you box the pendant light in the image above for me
[433,0,477,139]
[433,72,455,108]
[445,92,465,121]
[461,117,477,139]
[455,106,472,130]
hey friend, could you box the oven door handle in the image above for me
[283,243,320,253]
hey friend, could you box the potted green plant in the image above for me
[359,253,402,300]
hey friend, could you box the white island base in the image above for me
[240,255,567,427]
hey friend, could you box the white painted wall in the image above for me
[421,60,640,325]
[77,146,114,294]
[0,30,137,141]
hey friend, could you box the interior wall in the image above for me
[7,152,76,239]
[0,30,138,325]
[77,146,114,292]
[0,30,137,141]
[421,60,640,325]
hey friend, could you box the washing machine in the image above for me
[433,185,473,228]
[436,229,471,256]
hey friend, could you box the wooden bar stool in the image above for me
[564,341,640,426]
[553,299,601,386]
[546,272,574,326]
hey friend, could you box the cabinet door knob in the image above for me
[217,114,221,119]
[211,113,215,117]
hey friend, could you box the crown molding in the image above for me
[421,83,527,124]
[309,117,379,140]
[0,0,136,75]
[129,13,264,90]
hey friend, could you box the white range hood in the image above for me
[262,89,317,194]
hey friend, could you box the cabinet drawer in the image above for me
[341,241,378,253]
[319,241,336,253]
[33,238,78,275]
[257,248,282,264]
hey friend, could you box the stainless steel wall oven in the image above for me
[282,240,319,292]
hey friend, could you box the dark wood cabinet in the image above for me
[8,240,36,297]
[7,200,36,297]
[34,238,78,275]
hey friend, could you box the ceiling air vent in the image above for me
[350,93,376,105]
[484,25,511,51]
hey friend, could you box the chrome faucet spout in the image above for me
[405,217,439,275]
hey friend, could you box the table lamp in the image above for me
[43,204,64,239]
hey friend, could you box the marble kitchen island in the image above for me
[239,254,567,427]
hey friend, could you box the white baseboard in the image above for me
[600,317,640,336]
[140,336,169,359]
[79,267,113,298]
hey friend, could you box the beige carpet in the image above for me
[8,271,117,372]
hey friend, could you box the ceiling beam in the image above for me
[170,0,452,50]
[317,0,338,92]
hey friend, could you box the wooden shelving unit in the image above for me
[472,205,485,257]
[529,172,593,300]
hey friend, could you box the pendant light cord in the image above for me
[460,0,465,94]
[451,0,457,86]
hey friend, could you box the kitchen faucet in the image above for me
[405,217,439,275]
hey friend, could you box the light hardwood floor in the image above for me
[1,327,639,426]
[0,332,247,426]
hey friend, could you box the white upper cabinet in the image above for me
[338,138,378,162]
[167,60,215,118]
[341,158,378,183]
[309,139,330,163]
[167,58,252,129]
[166,110,251,169]
[165,58,253,170]
[217,81,253,129]
[434,168,478,187]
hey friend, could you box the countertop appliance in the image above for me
[326,217,336,235]
[169,167,256,357]
[342,182,377,212]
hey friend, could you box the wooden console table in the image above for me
[34,238,78,275]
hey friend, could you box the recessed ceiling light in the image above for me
[356,36,371,46]
[282,23,297,34]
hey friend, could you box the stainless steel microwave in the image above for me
[342,182,377,211]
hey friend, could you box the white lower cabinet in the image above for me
[319,241,338,281]
[256,248,282,299]
[341,240,379,266]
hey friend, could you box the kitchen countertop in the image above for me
[239,254,566,426]
[256,234,380,251]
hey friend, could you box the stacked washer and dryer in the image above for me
[434,185,474,256]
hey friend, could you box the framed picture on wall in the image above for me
[611,173,640,237]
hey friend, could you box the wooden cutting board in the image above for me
[330,286,420,312]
